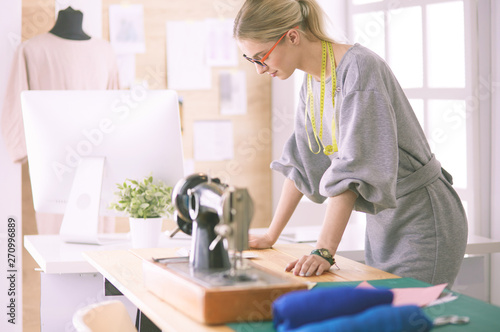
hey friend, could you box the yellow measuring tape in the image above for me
[305,40,338,155]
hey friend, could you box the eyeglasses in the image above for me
[243,26,299,67]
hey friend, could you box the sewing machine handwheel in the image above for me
[176,214,192,236]
[172,173,221,223]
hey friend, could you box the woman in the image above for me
[233,0,467,286]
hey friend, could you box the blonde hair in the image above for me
[233,0,335,44]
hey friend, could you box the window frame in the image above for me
[347,0,483,234]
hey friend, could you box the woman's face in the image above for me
[237,38,297,80]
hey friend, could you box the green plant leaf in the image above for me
[108,174,174,218]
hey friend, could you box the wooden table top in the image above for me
[84,243,398,331]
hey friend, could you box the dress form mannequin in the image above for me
[2,6,120,234]
[50,6,91,40]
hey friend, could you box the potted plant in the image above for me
[109,175,174,248]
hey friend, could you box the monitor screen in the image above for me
[21,89,185,242]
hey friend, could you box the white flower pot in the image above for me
[129,217,163,248]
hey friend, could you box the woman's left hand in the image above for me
[285,254,331,277]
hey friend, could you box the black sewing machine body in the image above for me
[171,173,251,272]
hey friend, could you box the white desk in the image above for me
[465,234,500,255]
[24,233,191,331]
[272,226,500,262]
[25,229,500,274]
[24,233,192,274]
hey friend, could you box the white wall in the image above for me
[0,1,22,331]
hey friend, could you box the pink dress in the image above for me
[1,32,120,163]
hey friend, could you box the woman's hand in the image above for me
[248,233,276,249]
[285,254,331,277]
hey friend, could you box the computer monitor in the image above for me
[21,89,185,244]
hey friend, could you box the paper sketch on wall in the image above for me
[206,18,238,67]
[193,120,234,161]
[220,70,247,115]
[166,20,211,90]
[109,4,146,54]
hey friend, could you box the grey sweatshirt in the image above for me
[271,44,467,286]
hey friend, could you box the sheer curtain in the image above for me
[490,0,500,307]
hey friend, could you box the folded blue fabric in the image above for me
[273,287,394,330]
[285,304,433,332]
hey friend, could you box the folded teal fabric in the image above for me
[272,287,393,330]
[285,304,433,332]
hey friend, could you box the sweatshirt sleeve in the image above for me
[319,89,398,214]
[1,43,29,163]
[271,76,333,204]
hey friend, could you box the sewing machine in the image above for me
[141,173,307,325]
[170,172,248,273]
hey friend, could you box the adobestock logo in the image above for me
[52,118,116,181]
[51,83,148,181]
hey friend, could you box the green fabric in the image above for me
[227,278,500,332]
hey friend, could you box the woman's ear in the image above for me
[287,29,300,45]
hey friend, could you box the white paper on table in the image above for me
[109,4,146,54]
[391,283,448,307]
[115,54,136,89]
[55,0,103,38]
[166,20,211,90]
[193,120,234,161]
[205,18,238,67]
[219,70,247,115]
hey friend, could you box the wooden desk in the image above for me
[84,244,398,331]
[24,234,191,331]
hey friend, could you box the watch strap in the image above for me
[310,248,335,266]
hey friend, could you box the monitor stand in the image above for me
[59,157,128,245]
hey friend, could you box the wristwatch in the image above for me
[310,248,335,266]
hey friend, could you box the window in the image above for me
[348,0,479,233]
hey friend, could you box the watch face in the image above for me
[320,249,331,258]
